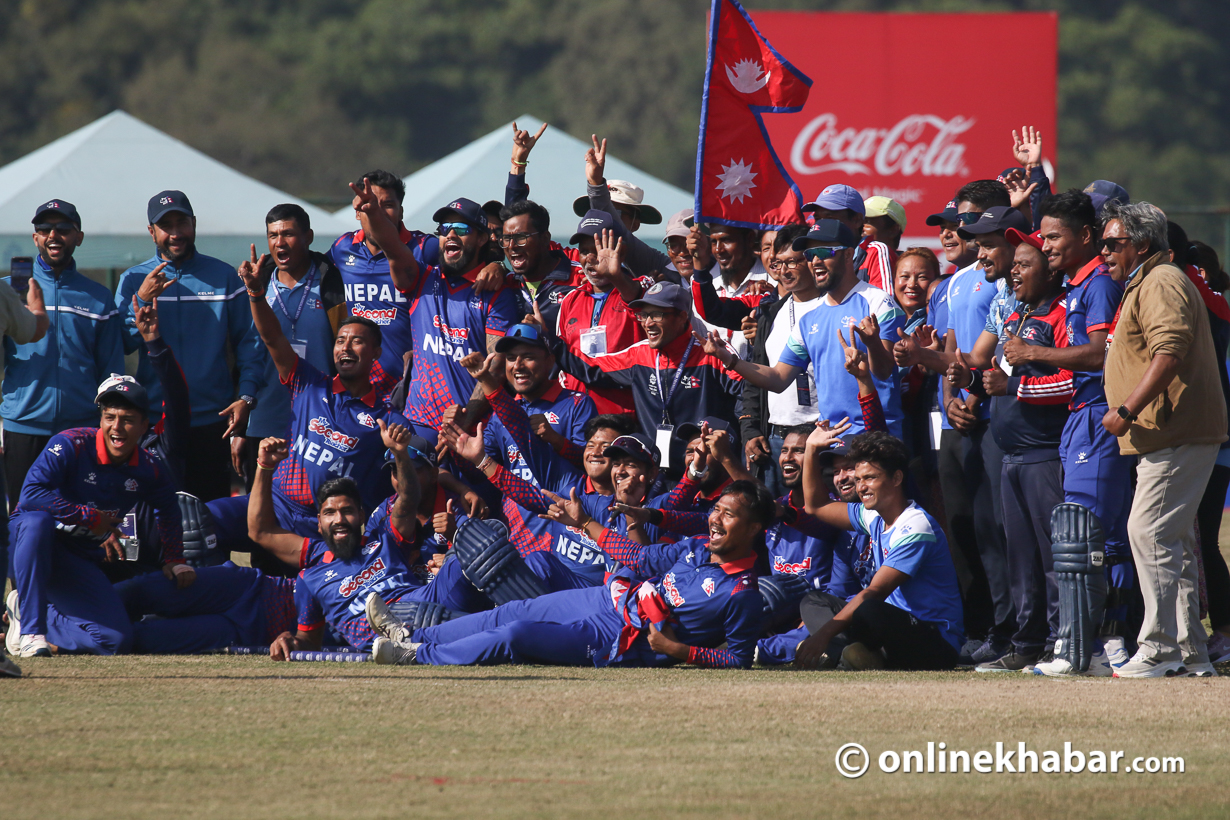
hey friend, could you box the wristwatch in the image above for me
[239,394,256,410]
[1116,405,1137,422]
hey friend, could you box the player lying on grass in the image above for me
[246,427,491,659]
[794,429,966,671]
[364,480,774,668]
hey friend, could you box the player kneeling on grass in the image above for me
[794,429,965,671]
[365,480,773,668]
[246,424,488,660]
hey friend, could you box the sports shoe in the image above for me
[976,648,1041,673]
[1102,635,1130,668]
[365,593,411,644]
[1112,654,1186,678]
[0,648,21,678]
[1205,631,1230,664]
[1031,647,1112,678]
[372,636,420,665]
[839,642,886,670]
[1183,659,1218,678]
[18,634,50,658]
[962,636,1011,666]
[5,590,21,656]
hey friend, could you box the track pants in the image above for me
[114,563,269,654]
[9,511,132,654]
[414,585,621,666]
[1000,455,1064,654]
[757,624,809,664]
[800,590,958,670]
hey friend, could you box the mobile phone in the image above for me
[9,256,32,296]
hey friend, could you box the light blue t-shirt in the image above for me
[984,279,1021,341]
[779,281,905,437]
[847,501,965,649]
[246,263,335,438]
[941,263,999,428]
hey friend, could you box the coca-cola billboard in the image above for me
[751,11,1057,238]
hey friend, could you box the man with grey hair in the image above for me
[1100,201,1227,678]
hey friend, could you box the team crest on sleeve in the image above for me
[124,479,139,492]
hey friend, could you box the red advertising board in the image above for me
[749,11,1057,241]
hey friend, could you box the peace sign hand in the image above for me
[585,135,608,186]
[839,326,869,380]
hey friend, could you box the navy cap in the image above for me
[676,416,736,445]
[32,199,81,229]
[925,199,960,227]
[494,323,551,354]
[817,442,852,466]
[791,219,859,251]
[802,184,865,216]
[957,206,1028,238]
[570,209,617,245]
[95,374,150,415]
[603,434,660,467]
[628,281,692,313]
[432,197,487,228]
[1083,180,1130,217]
[386,434,438,467]
[147,190,193,225]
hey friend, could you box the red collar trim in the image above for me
[700,477,733,501]
[446,263,486,292]
[331,375,378,407]
[354,224,414,248]
[584,475,597,494]
[718,554,758,575]
[1068,256,1104,287]
[94,429,140,467]
[520,381,563,404]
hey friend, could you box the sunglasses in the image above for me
[1099,236,1132,253]
[803,247,842,261]
[955,212,983,225]
[34,222,76,236]
[437,222,477,237]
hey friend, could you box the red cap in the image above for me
[1005,228,1044,251]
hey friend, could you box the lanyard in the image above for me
[590,291,609,327]
[270,263,317,339]
[654,335,696,425]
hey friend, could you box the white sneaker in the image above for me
[1031,648,1112,677]
[372,636,420,665]
[1113,653,1186,678]
[365,593,412,644]
[1102,635,1130,668]
[18,634,50,658]
[1183,660,1218,678]
[1205,632,1230,663]
[0,649,21,678]
[5,590,21,656]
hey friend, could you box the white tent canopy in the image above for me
[0,110,350,270]
[337,115,693,245]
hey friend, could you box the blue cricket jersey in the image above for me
[1063,258,1122,410]
[767,496,842,590]
[779,280,905,437]
[483,383,594,487]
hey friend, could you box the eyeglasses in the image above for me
[437,222,477,237]
[1099,236,1132,253]
[34,222,76,236]
[637,310,673,323]
[770,259,808,272]
[499,231,540,248]
[803,247,841,262]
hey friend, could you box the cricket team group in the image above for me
[2,123,1228,680]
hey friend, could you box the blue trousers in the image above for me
[524,550,600,593]
[1000,457,1064,653]
[208,493,319,554]
[1059,405,1135,560]
[414,585,621,666]
[114,563,267,654]
[757,624,809,664]
[9,511,132,654]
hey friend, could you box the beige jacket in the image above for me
[1104,252,1228,455]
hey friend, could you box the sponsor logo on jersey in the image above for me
[772,556,813,575]
[702,577,716,597]
[790,113,973,180]
[350,305,397,325]
[661,572,685,606]
[338,557,387,598]
[308,417,359,452]
[124,479,138,492]
[431,316,471,343]
[356,412,376,429]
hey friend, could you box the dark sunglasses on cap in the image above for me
[803,247,841,261]
[437,222,477,237]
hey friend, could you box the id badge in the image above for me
[655,424,674,470]
[119,511,140,561]
[999,356,1014,377]
[794,371,812,407]
[290,341,308,359]
[929,411,943,452]
[580,326,607,357]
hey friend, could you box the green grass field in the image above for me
[2,656,1228,820]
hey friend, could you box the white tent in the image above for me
[0,110,350,271]
[336,115,693,245]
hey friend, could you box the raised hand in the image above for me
[511,120,548,166]
[740,309,758,345]
[1001,329,1031,366]
[136,261,174,303]
[1002,168,1040,211]
[744,435,771,467]
[839,326,870,380]
[378,418,410,453]
[432,499,458,543]
[348,178,380,216]
[585,134,608,186]
[852,313,880,347]
[947,348,972,390]
[892,326,919,367]
[237,246,269,296]
[540,487,590,529]
[983,357,1009,396]
[595,228,625,279]
[132,295,160,343]
[611,502,658,530]
[687,224,713,270]
[441,420,486,466]
[806,417,852,452]
[472,262,505,294]
[697,330,734,367]
[915,323,938,350]
[257,437,290,469]
[460,351,504,392]
[1012,126,1042,168]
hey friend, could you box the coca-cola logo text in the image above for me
[790,113,974,178]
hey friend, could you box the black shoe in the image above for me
[975,648,1041,673]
